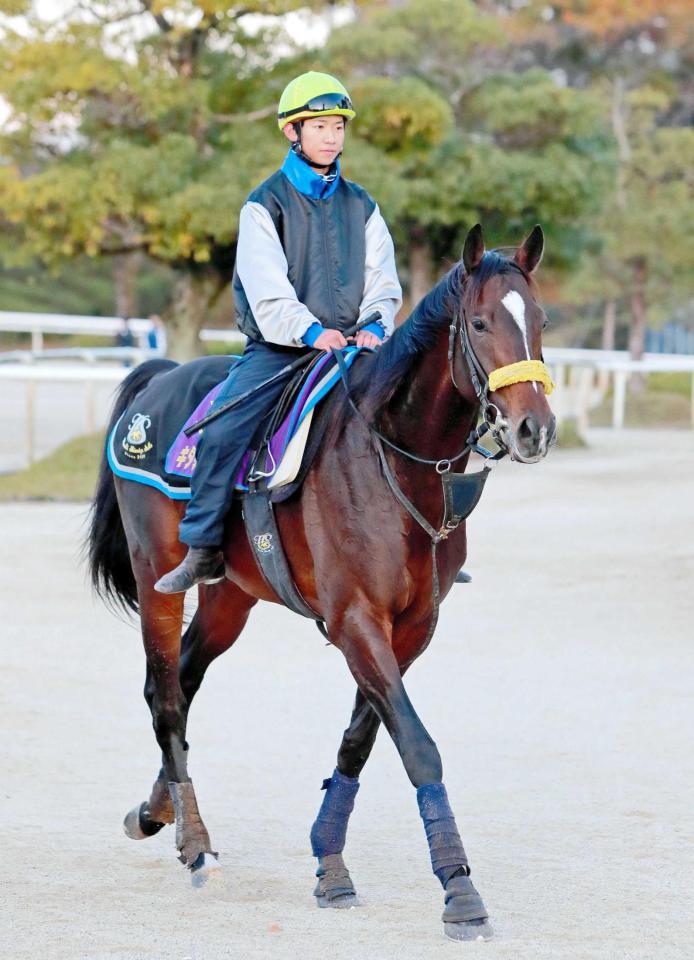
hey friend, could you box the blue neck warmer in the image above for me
[281,147,341,200]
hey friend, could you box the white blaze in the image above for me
[501,290,537,392]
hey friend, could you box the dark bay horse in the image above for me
[87,224,555,941]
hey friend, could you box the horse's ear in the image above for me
[462,223,485,274]
[514,224,544,275]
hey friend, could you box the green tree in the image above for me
[326,1,612,305]
[496,0,693,362]
[0,1,325,358]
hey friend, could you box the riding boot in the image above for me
[154,547,225,594]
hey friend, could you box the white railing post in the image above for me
[25,379,36,465]
[550,364,565,425]
[612,370,627,429]
[577,367,593,437]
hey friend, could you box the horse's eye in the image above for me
[542,316,550,331]
[471,318,486,333]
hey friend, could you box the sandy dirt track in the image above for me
[3,429,693,960]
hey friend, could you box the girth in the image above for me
[242,477,327,632]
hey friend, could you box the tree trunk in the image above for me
[628,258,647,393]
[409,230,432,309]
[166,267,222,362]
[611,77,630,209]
[602,299,616,351]
[113,253,139,319]
[597,299,617,390]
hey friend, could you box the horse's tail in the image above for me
[86,358,179,615]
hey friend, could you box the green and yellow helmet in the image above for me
[277,72,355,131]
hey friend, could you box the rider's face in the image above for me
[284,115,345,169]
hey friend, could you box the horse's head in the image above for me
[457,223,556,463]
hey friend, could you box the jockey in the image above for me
[155,71,402,594]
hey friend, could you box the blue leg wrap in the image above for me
[310,768,360,857]
[417,782,469,888]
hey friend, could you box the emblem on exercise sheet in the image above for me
[253,533,274,554]
[122,413,153,460]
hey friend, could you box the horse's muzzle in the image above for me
[507,412,556,463]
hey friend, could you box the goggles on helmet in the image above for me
[278,92,353,121]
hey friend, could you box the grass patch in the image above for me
[590,388,691,429]
[203,338,245,356]
[556,418,587,448]
[0,433,102,501]
[648,371,691,398]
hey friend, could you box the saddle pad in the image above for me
[108,348,361,500]
[108,355,234,500]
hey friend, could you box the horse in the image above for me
[87,223,555,941]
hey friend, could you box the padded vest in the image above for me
[233,171,376,343]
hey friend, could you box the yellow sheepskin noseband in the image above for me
[487,360,554,395]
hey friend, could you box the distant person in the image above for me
[146,314,167,356]
[114,317,136,366]
[115,317,135,349]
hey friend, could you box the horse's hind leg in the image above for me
[124,580,255,874]
[310,688,380,908]
[135,586,222,881]
[123,609,215,842]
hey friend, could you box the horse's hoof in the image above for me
[190,852,222,889]
[315,892,361,909]
[444,919,494,942]
[123,802,167,840]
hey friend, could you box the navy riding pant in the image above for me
[179,340,306,548]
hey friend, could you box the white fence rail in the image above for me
[1,310,694,470]
[544,348,694,431]
[0,310,245,349]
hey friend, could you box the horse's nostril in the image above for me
[518,415,539,443]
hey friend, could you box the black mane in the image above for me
[348,250,527,416]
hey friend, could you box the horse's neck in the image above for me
[381,324,477,464]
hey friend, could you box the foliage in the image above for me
[0,0,690,359]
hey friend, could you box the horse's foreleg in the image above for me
[309,689,380,908]
[336,608,492,941]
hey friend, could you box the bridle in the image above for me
[448,304,509,456]
[335,268,555,472]
[449,267,556,454]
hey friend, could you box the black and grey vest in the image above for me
[233,171,376,343]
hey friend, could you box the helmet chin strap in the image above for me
[292,121,342,175]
